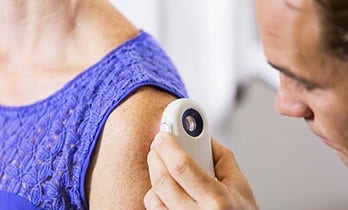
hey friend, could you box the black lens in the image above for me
[182,108,203,137]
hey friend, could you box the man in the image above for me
[144,0,348,209]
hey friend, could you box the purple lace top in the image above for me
[0,31,187,209]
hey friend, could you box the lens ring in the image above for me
[182,108,203,137]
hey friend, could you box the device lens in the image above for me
[182,108,203,137]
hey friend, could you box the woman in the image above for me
[145,0,348,209]
[0,0,186,209]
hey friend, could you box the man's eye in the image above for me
[294,79,317,91]
[304,83,316,91]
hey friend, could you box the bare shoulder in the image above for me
[86,87,177,209]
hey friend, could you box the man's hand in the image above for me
[144,132,258,210]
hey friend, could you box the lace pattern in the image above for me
[0,32,187,209]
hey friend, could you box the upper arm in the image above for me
[85,87,177,209]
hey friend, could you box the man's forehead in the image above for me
[258,0,323,72]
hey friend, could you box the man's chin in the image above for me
[337,152,348,167]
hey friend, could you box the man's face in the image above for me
[256,0,348,165]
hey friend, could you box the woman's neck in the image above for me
[0,0,138,73]
[0,0,84,70]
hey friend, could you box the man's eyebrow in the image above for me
[267,61,321,88]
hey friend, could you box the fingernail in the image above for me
[150,132,165,150]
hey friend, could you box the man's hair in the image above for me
[315,0,348,60]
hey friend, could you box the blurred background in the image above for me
[110,1,348,209]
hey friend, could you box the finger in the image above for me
[152,132,226,201]
[147,149,166,186]
[143,189,167,210]
[211,138,242,182]
[338,151,348,167]
[211,139,256,202]
[147,149,195,209]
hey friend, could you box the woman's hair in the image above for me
[315,0,348,60]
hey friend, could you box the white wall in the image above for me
[109,0,161,40]
[160,0,238,132]
[111,0,278,130]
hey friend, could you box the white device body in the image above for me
[161,98,215,177]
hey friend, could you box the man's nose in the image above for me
[275,79,313,119]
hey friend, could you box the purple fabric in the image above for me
[0,31,187,209]
[0,191,41,210]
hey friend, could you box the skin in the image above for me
[0,0,177,209]
[87,87,176,209]
[144,133,258,210]
[145,0,348,209]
